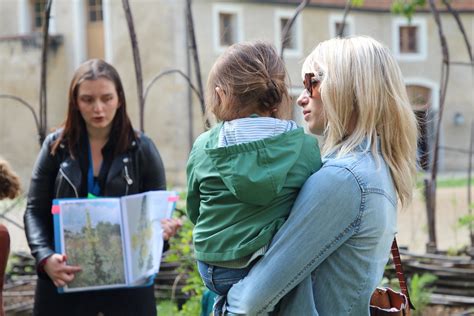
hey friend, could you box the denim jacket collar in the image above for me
[324,135,382,161]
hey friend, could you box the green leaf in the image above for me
[351,0,364,7]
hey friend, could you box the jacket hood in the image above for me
[205,127,305,206]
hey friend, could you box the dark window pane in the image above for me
[280,18,294,49]
[36,17,43,28]
[335,22,348,37]
[399,26,418,53]
[90,10,97,22]
[219,13,235,46]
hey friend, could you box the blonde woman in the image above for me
[224,36,418,315]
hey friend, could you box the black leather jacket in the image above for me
[24,130,166,275]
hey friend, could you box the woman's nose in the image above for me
[92,101,104,112]
[296,90,309,107]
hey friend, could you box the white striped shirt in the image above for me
[218,117,298,147]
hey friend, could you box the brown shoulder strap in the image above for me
[391,238,415,310]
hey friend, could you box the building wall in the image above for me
[0,0,472,190]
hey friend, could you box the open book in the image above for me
[52,190,178,293]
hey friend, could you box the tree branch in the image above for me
[185,0,208,128]
[337,0,352,37]
[442,0,472,62]
[39,0,52,144]
[122,0,145,132]
[280,0,310,58]
[425,0,451,252]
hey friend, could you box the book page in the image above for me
[121,191,174,285]
[57,198,127,292]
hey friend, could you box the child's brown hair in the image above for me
[206,41,291,121]
[0,158,21,200]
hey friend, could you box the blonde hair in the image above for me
[302,36,418,207]
[206,41,291,121]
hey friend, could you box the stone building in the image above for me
[0,0,473,187]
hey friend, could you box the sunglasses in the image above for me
[304,73,319,96]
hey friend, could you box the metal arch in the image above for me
[143,69,203,111]
[0,95,41,144]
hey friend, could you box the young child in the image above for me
[0,157,21,200]
[186,41,322,315]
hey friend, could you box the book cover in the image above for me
[52,190,178,293]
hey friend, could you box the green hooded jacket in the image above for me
[186,123,322,262]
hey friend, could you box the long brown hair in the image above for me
[206,41,291,121]
[51,59,135,157]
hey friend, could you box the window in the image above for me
[399,26,418,53]
[85,0,105,59]
[88,0,103,22]
[275,10,302,57]
[31,0,47,31]
[392,17,427,61]
[219,13,236,47]
[213,4,243,52]
[329,14,354,38]
[335,22,349,37]
[280,18,294,49]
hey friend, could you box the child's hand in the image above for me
[161,218,183,240]
[43,254,82,288]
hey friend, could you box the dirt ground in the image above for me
[398,185,473,254]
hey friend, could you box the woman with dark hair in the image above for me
[24,59,181,315]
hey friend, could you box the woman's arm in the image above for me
[225,165,362,315]
[138,134,166,191]
[23,135,58,271]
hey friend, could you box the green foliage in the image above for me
[409,273,437,316]
[162,191,207,315]
[416,176,470,189]
[157,300,179,314]
[351,0,365,7]
[391,0,426,21]
[380,272,436,316]
[458,213,474,229]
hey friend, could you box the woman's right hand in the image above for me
[43,254,82,288]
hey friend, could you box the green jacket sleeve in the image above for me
[186,145,200,225]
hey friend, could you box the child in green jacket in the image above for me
[186,41,322,315]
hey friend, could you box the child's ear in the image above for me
[215,87,225,104]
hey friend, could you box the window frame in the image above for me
[392,17,427,62]
[274,9,302,58]
[328,14,355,38]
[212,3,243,53]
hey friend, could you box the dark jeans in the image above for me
[197,260,253,315]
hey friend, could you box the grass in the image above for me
[416,176,471,188]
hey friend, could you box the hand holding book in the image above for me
[51,190,178,293]
[43,254,81,288]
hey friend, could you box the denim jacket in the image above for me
[226,138,398,315]
[309,142,398,315]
